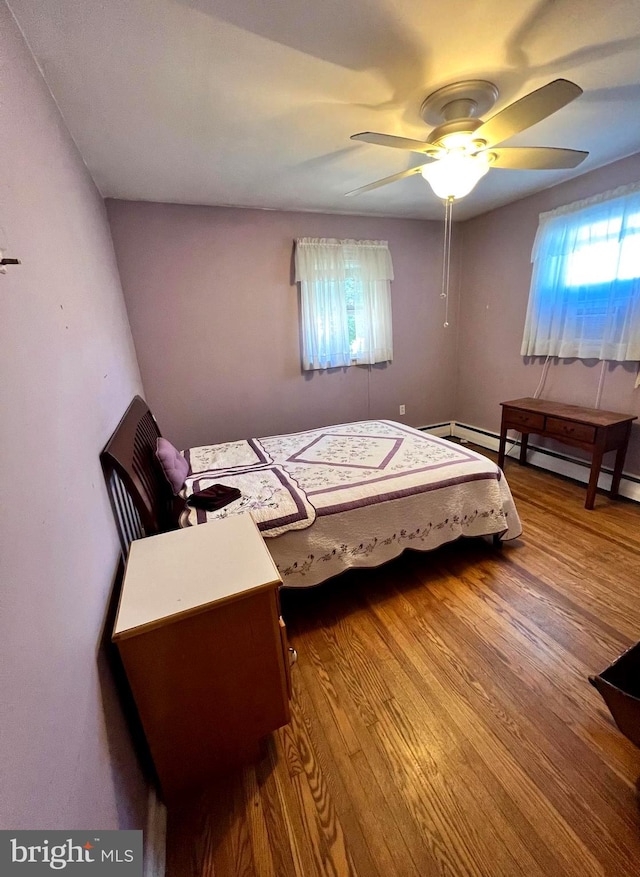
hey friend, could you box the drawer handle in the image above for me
[288,647,298,667]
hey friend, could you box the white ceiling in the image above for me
[8,0,640,220]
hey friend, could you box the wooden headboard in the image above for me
[100,396,176,555]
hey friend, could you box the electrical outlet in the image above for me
[399,404,406,415]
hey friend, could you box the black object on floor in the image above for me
[590,642,640,748]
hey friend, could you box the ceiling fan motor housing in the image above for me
[427,118,484,148]
[421,80,499,148]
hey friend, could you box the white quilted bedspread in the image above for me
[180,420,522,587]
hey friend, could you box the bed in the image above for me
[101,396,522,588]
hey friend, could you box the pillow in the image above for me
[156,437,189,495]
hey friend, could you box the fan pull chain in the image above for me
[441,196,454,327]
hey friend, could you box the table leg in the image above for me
[519,433,529,465]
[610,423,632,498]
[586,446,605,510]
[611,449,625,498]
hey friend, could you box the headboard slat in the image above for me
[101,396,176,556]
[110,471,143,555]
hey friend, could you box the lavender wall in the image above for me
[107,201,458,450]
[457,153,640,475]
[0,3,147,829]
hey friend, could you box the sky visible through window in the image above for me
[562,212,640,341]
[565,213,640,287]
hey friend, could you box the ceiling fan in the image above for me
[346,79,588,200]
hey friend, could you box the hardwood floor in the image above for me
[166,453,640,876]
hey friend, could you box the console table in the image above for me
[498,397,636,510]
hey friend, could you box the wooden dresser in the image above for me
[113,514,291,801]
[498,397,636,509]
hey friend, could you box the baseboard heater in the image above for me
[420,420,640,505]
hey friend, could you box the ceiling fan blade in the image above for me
[345,165,426,196]
[351,132,441,156]
[486,146,589,170]
[473,79,583,149]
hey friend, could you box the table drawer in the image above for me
[546,417,596,443]
[503,408,545,431]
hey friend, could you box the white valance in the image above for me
[295,238,394,282]
[536,180,640,224]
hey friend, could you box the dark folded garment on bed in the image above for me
[187,484,241,511]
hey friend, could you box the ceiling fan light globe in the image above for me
[421,151,491,200]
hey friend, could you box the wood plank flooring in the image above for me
[166,452,640,876]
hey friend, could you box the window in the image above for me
[344,276,362,357]
[295,238,394,371]
[521,183,640,361]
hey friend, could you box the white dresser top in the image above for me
[113,514,281,639]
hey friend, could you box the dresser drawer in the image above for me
[502,408,545,431]
[546,417,596,443]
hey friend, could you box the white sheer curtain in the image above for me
[521,182,640,360]
[295,238,394,370]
